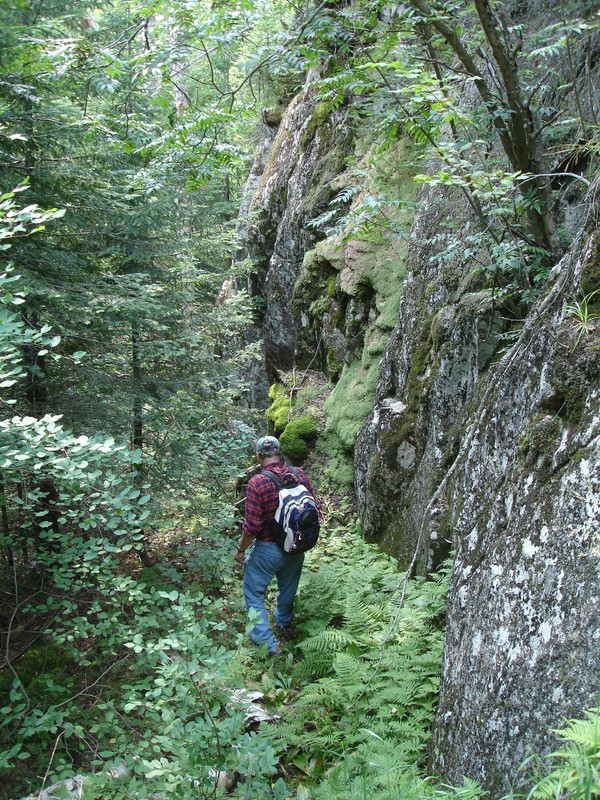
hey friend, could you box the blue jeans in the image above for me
[243,541,304,653]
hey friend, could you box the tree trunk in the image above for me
[132,318,143,451]
[471,0,560,256]
[131,318,152,565]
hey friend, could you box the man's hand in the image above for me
[234,533,254,571]
[233,549,245,571]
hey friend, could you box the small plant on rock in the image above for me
[565,289,599,352]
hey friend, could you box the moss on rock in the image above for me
[266,383,292,434]
[326,274,337,298]
[262,105,284,127]
[376,311,437,467]
[315,427,356,490]
[324,357,380,450]
[280,415,318,464]
[519,413,564,473]
[581,231,600,295]
[299,101,332,152]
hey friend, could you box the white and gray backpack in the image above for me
[263,468,320,554]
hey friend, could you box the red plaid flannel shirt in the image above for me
[242,462,317,541]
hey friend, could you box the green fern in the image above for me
[302,628,359,654]
[264,528,453,798]
[527,706,600,800]
[333,652,368,689]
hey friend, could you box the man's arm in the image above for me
[242,476,266,538]
[233,529,255,565]
[233,477,263,566]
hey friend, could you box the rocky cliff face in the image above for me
[429,224,600,791]
[350,154,600,789]
[354,182,505,571]
[231,44,600,797]
[230,77,354,406]
[349,63,600,800]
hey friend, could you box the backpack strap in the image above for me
[262,469,283,489]
[263,468,300,489]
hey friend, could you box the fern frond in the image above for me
[526,706,600,800]
[301,627,358,654]
[281,528,453,795]
[557,711,600,749]
[333,652,367,687]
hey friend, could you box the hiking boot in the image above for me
[274,624,297,641]
[268,645,283,658]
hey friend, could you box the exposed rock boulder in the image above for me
[231,80,353,405]
[355,182,504,570]
[430,223,600,792]
[356,173,600,789]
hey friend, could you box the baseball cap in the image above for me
[256,435,281,455]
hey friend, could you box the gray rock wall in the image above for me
[356,186,600,790]
[231,78,352,404]
[349,13,600,787]
[355,183,503,570]
[431,226,600,792]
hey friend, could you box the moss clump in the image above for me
[310,297,333,318]
[365,337,385,359]
[294,384,321,413]
[281,415,318,464]
[315,428,355,491]
[326,348,344,381]
[333,295,349,331]
[300,101,331,151]
[324,358,379,450]
[405,311,436,411]
[518,414,563,472]
[326,274,337,298]
[376,277,406,331]
[313,101,330,128]
[531,415,562,452]
[266,383,292,434]
[263,106,284,127]
[292,247,341,370]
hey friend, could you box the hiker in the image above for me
[234,435,319,656]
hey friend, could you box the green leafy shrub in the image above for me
[0,196,279,800]
[280,415,318,464]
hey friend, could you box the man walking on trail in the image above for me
[234,435,318,656]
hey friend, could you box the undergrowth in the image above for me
[254,520,600,800]
[261,520,451,798]
[3,482,599,800]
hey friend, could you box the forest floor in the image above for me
[8,374,395,800]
